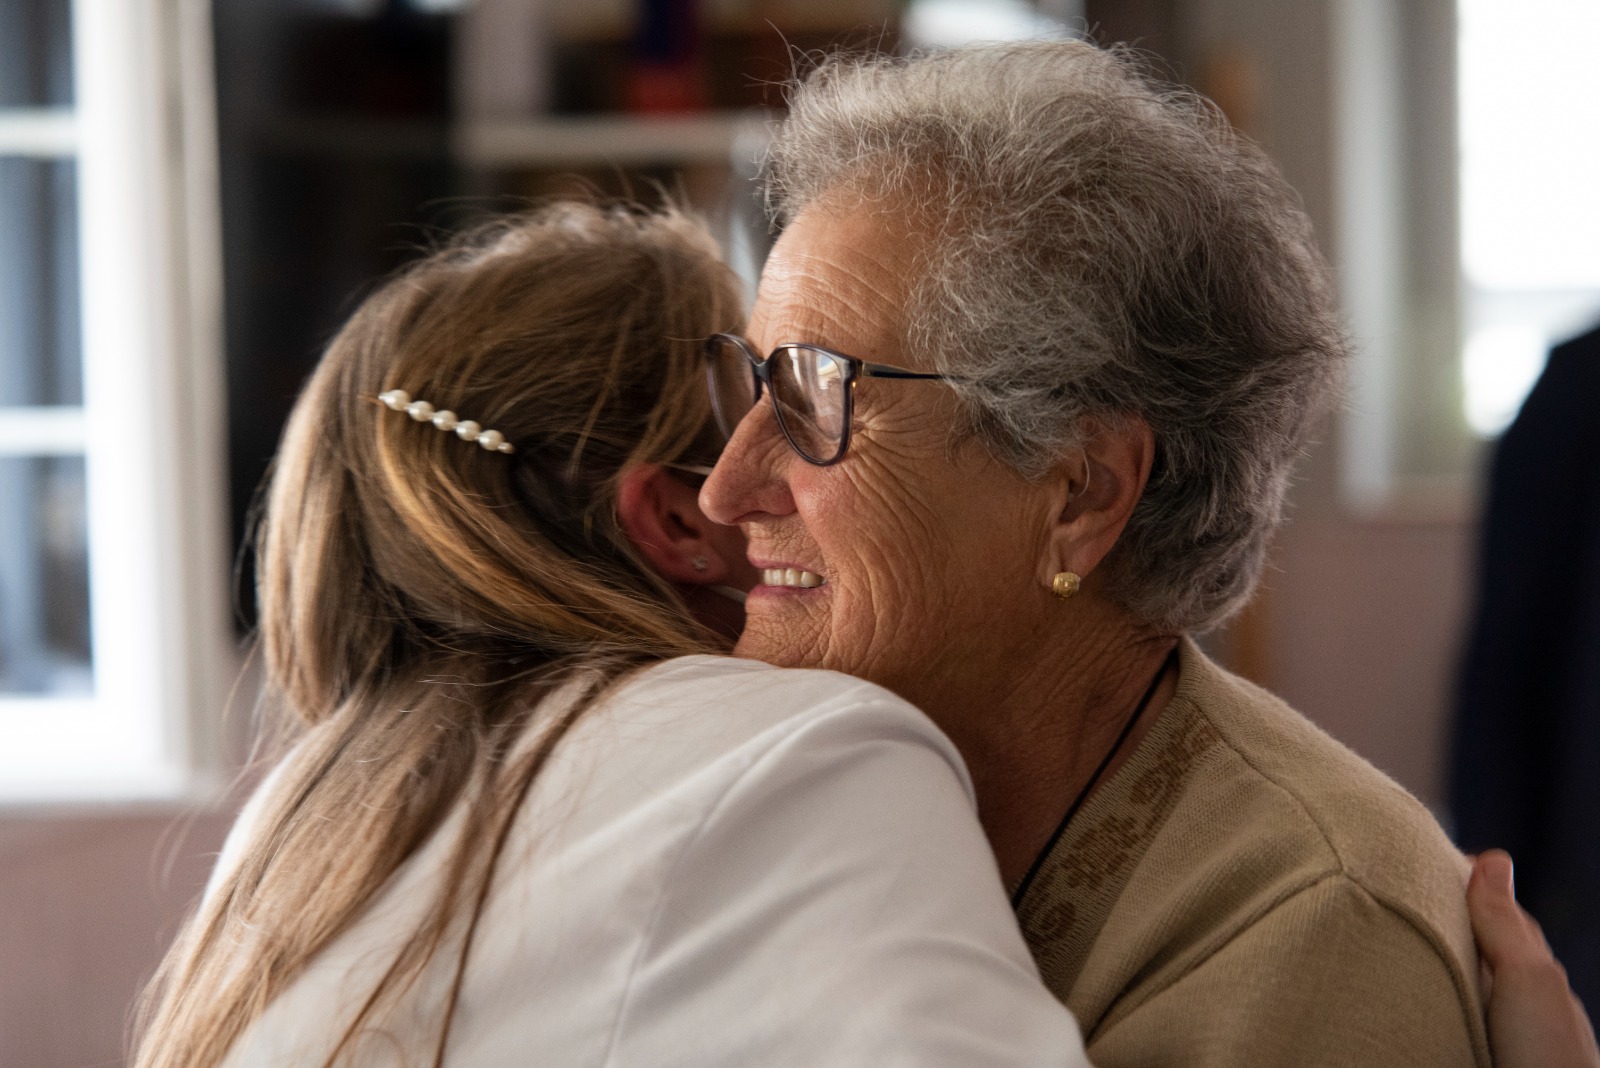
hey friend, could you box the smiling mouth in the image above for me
[760,568,826,589]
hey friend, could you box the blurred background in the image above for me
[2,0,1597,1063]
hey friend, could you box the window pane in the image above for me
[0,455,92,695]
[1459,0,1600,435]
[1460,0,1600,290]
[0,0,74,108]
[0,157,81,405]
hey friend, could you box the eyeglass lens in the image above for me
[707,335,758,439]
[770,346,848,460]
[707,336,851,465]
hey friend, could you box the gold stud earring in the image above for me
[1051,571,1081,600]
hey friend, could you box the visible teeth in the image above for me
[762,568,824,589]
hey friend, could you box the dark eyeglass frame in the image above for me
[705,332,962,466]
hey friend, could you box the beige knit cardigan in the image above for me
[1016,638,1490,1067]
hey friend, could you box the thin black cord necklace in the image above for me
[1009,646,1179,909]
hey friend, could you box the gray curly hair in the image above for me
[765,40,1348,633]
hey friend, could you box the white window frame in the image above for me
[0,0,233,803]
[1332,0,1475,518]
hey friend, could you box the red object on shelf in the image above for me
[625,62,710,114]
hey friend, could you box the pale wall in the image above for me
[0,812,232,1067]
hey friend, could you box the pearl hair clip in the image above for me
[377,390,516,454]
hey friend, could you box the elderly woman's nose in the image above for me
[700,405,795,525]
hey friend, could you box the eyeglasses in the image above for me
[663,461,715,487]
[705,332,962,466]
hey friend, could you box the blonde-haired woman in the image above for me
[132,202,1089,1068]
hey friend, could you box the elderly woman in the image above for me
[702,40,1483,1067]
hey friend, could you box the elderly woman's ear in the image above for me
[1035,416,1156,595]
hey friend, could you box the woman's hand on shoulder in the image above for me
[1470,849,1599,1068]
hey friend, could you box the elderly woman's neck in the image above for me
[926,606,1182,887]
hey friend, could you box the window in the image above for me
[1334,0,1469,511]
[1330,0,1600,508]
[0,0,232,802]
[1458,0,1600,436]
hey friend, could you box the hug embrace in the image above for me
[134,39,1596,1068]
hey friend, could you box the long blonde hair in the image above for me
[134,202,744,1068]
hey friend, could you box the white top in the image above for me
[215,655,1089,1067]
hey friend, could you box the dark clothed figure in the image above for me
[1454,322,1600,1014]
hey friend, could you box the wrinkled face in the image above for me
[700,201,1063,708]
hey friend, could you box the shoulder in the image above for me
[1026,639,1487,1064]
[490,656,1086,1066]
[586,654,970,793]
[1178,640,1471,929]
[594,658,1086,1067]
[518,654,975,856]
[1042,639,1472,931]
[1500,322,1600,459]
[1127,641,1487,1057]
[1545,322,1600,381]
[1181,642,1458,863]
[610,653,935,728]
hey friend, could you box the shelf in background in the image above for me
[454,111,771,169]
[251,111,773,170]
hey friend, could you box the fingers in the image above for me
[1468,850,1600,1068]
[1469,850,1550,972]
[1468,849,1574,1020]
[1474,848,1515,897]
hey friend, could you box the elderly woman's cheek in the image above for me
[839,476,1032,661]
